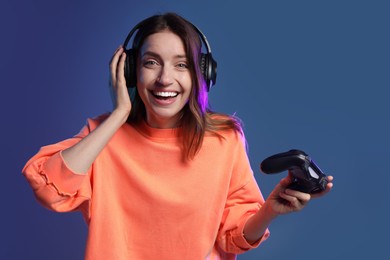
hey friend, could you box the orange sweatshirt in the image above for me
[22,114,270,259]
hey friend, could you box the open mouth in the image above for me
[152,91,179,100]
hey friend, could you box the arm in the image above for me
[215,132,271,254]
[22,46,132,212]
[243,174,334,243]
[62,46,130,174]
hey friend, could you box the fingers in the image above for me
[280,189,311,210]
[108,45,131,113]
[311,176,334,199]
[117,51,127,87]
[272,175,334,215]
[279,172,293,188]
[278,172,311,210]
[110,46,125,87]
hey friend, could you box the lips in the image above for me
[151,91,179,100]
[149,90,180,106]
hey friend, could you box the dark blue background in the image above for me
[2,0,389,259]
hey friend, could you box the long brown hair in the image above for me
[127,12,244,160]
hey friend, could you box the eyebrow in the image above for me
[141,51,187,60]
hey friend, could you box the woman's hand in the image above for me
[109,46,132,116]
[266,173,334,216]
[244,171,333,243]
[61,46,135,174]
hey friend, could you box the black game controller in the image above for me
[260,149,328,194]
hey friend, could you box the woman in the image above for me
[22,12,333,259]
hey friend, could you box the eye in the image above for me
[176,62,188,70]
[143,60,159,68]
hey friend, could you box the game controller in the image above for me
[260,149,328,194]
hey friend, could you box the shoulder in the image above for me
[206,112,245,141]
[204,115,248,154]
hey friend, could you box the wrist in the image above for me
[243,202,278,243]
[261,200,280,221]
[111,108,130,125]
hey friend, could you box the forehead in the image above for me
[140,30,186,55]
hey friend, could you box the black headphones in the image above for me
[123,18,217,92]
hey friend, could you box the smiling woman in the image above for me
[124,13,239,160]
[21,12,333,260]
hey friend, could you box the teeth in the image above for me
[153,91,178,97]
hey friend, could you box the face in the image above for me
[136,30,192,128]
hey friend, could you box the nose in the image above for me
[156,66,173,86]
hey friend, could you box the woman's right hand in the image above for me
[109,46,132,117]
[61,46,133,174]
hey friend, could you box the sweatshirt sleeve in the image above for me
[216,132,270,254]
[22,118,97,216]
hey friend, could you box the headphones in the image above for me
[123,17,217,92]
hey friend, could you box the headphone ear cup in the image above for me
[200,53,217,91]
[124,49,136,88]
[200,53,208,86]
[208,54,217,88]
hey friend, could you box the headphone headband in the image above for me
[123,19,147,50]
[123,18,213,55]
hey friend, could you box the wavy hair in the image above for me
[127,12,244,160]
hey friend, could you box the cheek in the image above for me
[179,73,193,91]
[136,71,150,100]
[137,68,152,86]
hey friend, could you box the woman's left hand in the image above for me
[266,173,333,215]
[243,174,333,243]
